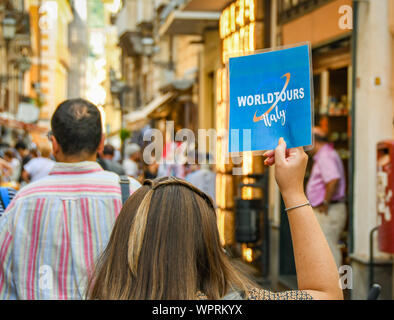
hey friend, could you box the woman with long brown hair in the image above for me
[87,138,343,300]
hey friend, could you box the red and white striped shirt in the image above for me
[0,161,140,300]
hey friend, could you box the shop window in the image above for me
[328,67,348,116]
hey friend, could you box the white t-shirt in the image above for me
[9,158,21,182]
[24,157,55,182]
[185,168,216,201]
[123,158,139,178]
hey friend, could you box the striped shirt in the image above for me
[0,161,141,300]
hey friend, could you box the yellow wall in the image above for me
[52,0,72,110]
[103,2,122,136]
[27,0,72,123]
[199,30,221,130]
[174,35,202,79]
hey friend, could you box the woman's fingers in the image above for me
[263,150,275,158]
[264,139,286,166]
[264,156,275,166]
[274,138,287,165]
[264,142,304,167]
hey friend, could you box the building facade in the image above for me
[0,0,32,116]
[27,0,73,127]
[67,0,88,100]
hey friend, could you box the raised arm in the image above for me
[264,138,343,300]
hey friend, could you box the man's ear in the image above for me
[97,134,105,154]
[51,135,59,155]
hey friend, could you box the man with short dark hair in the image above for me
[0,99,140,300]
[97,144,125,176]
[14,141,29,160]
[103,144,115,157]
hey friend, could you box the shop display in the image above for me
[327,95,349,116]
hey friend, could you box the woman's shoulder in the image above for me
[247,288,313,300]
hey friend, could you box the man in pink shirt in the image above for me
[306,127,346,267]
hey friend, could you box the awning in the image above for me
[0,114,48,133]
[124,92,175,130]
[159,9,220,36]
[182,0,233,12]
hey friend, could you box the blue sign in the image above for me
[228,44,313,153]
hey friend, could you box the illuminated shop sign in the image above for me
[216,1,265,248]
[219,0,262,64]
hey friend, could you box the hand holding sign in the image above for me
[264,137,308,202]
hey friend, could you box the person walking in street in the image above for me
[306,127,347,267]
[0,98,140,300]
[87,138,342,300]
[2,149,21,183]
[142,156,159,180]
[14,141,32,183]
[97,144,125,176]
[0,157,13,180]
[22,145,55,183]
[123,143,142,179]
[185,154,216,202]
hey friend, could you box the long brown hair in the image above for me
[87,176,258,300]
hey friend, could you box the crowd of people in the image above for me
[0,98,343,300]
[97,138,217,202]
[1,132,216,211]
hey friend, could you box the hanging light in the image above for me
[2,17,17,41]
[141,37,155,57]
[18,56,32,73]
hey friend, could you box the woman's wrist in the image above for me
[282,191,308,209]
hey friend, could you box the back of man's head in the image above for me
[15,141,27,151]
[103,144,115,157]
[51,99,102,157]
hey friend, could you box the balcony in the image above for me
[118,21,154,57]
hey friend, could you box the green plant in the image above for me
[120,128,131,141]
